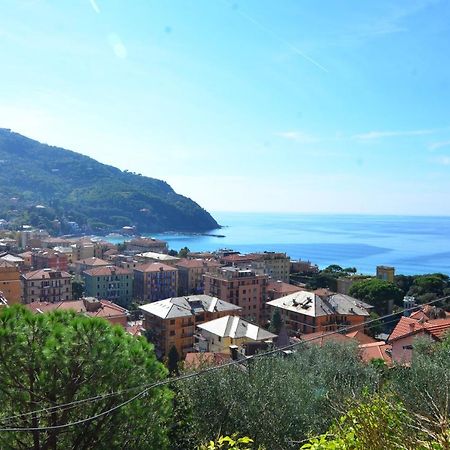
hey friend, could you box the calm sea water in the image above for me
[109,212,450,276]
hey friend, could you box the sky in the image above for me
[1,0,450,215]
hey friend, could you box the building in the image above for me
[388,315,450,364]
[21,268,72,303]
[126,237,168,255]
[175,258,221,296]
[32,249,69,271]
[266,280,302,301]
[133,262,178,303]
[135,251,180,265]
[376,266,395,283]
[26,297,129,328]
[73,257,110,275]
[203,267,268,324]
[82,266,133,307]
[266,290,372,335]
[0,260,21,304]
[196,315,277,355]
[290,260,319,274]
[139,294,241,357]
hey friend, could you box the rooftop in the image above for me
[22,268,71,280]
[83,266,132,276]
[134,262,178,273]
[139,294,241,319]
[198,315,277,341]
[267,291,372,318]
[136,251,180,262]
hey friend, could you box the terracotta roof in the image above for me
[26,299,128,321]
[345,330,377,345]
[388,316,450,342]
[176,258,205,269]
[22,268,71,280]
[222,254,261,263]
[267,281,302,294]
[359,341,392,366]
[184,352,231,369]
[134,262,178,273]
[77,257,110,266]
[126,321,144,337]
[299,331,350,346]
[83,266,132,276]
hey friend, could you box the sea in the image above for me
[105,212,450,276]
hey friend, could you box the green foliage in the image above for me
[0,129,219,233]
[0,305,172,449]
[168,345,180,375]
[269,308,283,334]
[406,274,449,304]
[178,246,191,258]
[198,434,261,450]
[71,279,84,300]
[178,342,380,449]
[349,279,403,313]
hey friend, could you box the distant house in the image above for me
[266,291,372,335]
[73,257,110,275]
[126,238,168,255]
[175,258,221,296]
[388,315,450,364]
[82,266,133,307]
[32,249,69,271]
[266,280,302,300]
[139,294,241,358]
[196,315,277,355]
[26,297,128,328]
[21,268,72,303]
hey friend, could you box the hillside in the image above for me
[0,128,219,234]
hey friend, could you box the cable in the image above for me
[1,294,448,432]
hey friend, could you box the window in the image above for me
[170,319,175,325]
[170,330,175,336]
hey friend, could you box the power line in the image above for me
[1,294,448,432]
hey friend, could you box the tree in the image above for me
[0,305,172,450]
[168,345,180,375]
[71,279,84,299]
[178,247,190,258]
[349,279,403,314]
[269,308,283,334]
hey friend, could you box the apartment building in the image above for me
[82,266,133,307]
[21,268,72,303]
[32,249,69,271]
[139,294,241,357]
[0,260,21,304]
[133,262,178,303]
[203,267,268,324]
[175,258,221,296]
[126,238,168,255]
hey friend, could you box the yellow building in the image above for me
[376,266,395,283]
[196,315,277,355]
[0,260,22,304]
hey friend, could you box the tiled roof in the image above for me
[267,281,302,294]
[299,331,351,346]
[136,252,180,262]
[197,315,277,341]
[139,294,241,319]
[359,341,392,365]
[267,291,372,318]
[388,316,450,342]
[83,266,132,276]
[77,257,110,266]
[176,258,205,269]
[134,262,178,273]
[184,352,231,368]
[22,268,71,280]
[346,330,377,345]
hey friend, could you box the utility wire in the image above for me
[0,294,448,432]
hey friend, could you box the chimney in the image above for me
[409,322,415,332]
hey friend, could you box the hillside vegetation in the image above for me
[0,128,219,234]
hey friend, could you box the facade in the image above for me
[266,290,372,335]
[21,268,72,304]
[139,294,241,357]
[133,262,178,303]
[32,249,69,271]
[196,315,277,354]
[26,297,128,328]
[0,260,21,304]
[376,266,395,283]
[203,267,268,324]
[290,260,319,274]
[175,258,221,296]
[126,238,168,255]
[82,266,133,307]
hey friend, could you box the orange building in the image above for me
[203,267,268,324]
[267,290,372,335]
[0,260,21,304]
[139,294,241,358]
[175,258,221,295]
[32,249,69,271]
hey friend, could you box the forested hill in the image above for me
[0,128,219,234]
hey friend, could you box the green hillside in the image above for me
[0,128,219,234]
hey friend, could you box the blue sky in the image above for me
[1,0,450,215]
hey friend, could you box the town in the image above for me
[1,227,449,371]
